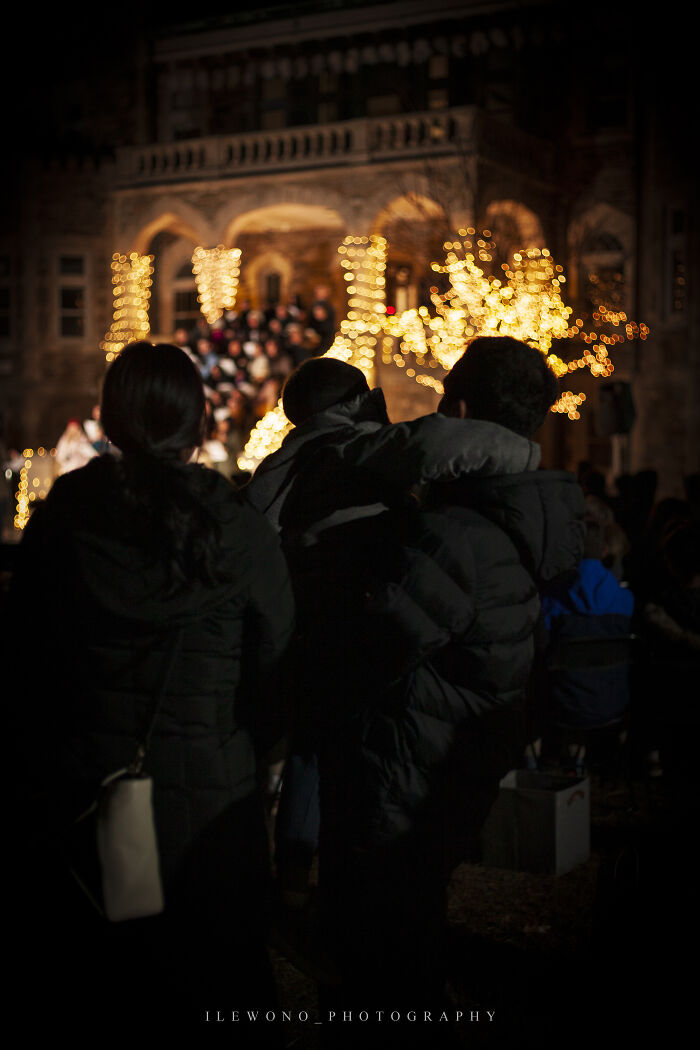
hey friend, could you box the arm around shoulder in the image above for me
[334,414,540,491]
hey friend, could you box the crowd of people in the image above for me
[538,461,700,784]
[0,287,338,526]
[8,332,699,1044]
[173,286,337,477]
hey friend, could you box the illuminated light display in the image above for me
[385,239,574,385]
[238,235,387,471]
[100,253,154,362]
[192,245,242,324]
[25,231,649,499]
[14,447,57,530]
[552,390,587,422]
[238,230,650,465]
[382,233,647,419]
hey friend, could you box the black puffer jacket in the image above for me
[296,468,584,851]
[245,386,541,533]
[13,456,294,905]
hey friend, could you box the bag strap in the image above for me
[128,626,184,775]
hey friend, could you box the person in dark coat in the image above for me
[11,342,294,1039]
[280,337,584,1044]
[246,357,540,532]
[244,357,541,910]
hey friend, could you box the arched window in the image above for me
[373,193,450,312]
[583,233,624,253]
[264,271,281,307]
[580,232,625,315]
[568,205,633,314]
[483,200,545,267]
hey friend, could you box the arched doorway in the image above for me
[222,203,345,314]
[372,193,451,311]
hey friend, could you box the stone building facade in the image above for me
[2,0,697,496]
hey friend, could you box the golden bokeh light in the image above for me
[192,245,242,325]
[100,253,154,362]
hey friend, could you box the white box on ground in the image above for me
[481,769,590,877]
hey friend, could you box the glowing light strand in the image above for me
[238,235,387,471]
[383,230,647,420]
[100,252,154,362]
[14,447,56,530]
[192,245,242,325]
[240,229,650,461]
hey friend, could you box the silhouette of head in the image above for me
[101,341,205,459]
[282,358,369,425]
[440,336,559,438]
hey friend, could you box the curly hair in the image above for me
[441,336,559,438]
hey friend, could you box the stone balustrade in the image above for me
[116,107,478,186]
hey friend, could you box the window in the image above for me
[175,290,200,313]
[173,261,200,331]
[58,254,86,338]
[60,289,85,336]
[59,255,84,276]
[579,233,625,316]
[264,272,281,305]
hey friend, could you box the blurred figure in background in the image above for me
[54,418,97,476]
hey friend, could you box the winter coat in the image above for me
[540,558,634,727]
[12,455,294,916]
[245,385,541,533]
[287,465,585,853]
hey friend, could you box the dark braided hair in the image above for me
[101,341,225,589]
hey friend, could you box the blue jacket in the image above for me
[541,559,634,727]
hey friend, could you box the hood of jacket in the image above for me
[35,455,265,628]
[244,387,389,526]
[431,468,585,586]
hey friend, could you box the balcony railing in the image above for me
[116,107,478,186]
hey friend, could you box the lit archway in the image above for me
[372,193,450,312]
[222,203,345,246]
[482,199,545,270]
[142,228,201,338]
[221,202,346,311]
[568,203,634,307]
[245,251,294,310]
[130,205,212,256]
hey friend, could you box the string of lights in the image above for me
[16,230,650,528]
[192,245,242,324]
[14,447,56,530]
[382,231,647,421]
[238,234,387,471]
[100,253,154,363]
[241,229,649,454]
